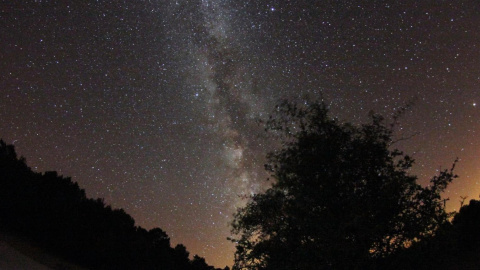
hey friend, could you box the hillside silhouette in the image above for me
[0,140,228,270]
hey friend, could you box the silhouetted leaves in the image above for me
[230,100,457,270]
[381,199,480,269]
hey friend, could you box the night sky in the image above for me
[1,1,479,268]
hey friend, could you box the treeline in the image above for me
[0,140,228,270]
[379,199,480,269]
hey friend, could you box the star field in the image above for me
[1,1,479,268]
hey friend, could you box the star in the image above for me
[1,1,479,268]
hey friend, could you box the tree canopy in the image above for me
[230,100,457,270]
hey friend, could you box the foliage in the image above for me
[381,199,480,269]
[0,139,225,270]
[230,100,457,270]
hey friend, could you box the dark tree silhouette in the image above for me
[230,100,457,270]
[0,139,227,270]
[452,199,480,250]
[192,255,219,270]
[460,196,468,208]
[382,199,480,270]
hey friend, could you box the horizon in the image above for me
[1,1,479,267]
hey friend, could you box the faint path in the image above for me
[0,239,52,270]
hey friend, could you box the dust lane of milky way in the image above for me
[1,1,480,267]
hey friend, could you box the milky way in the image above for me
[1,1,480,267]
[197,0,268,206]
